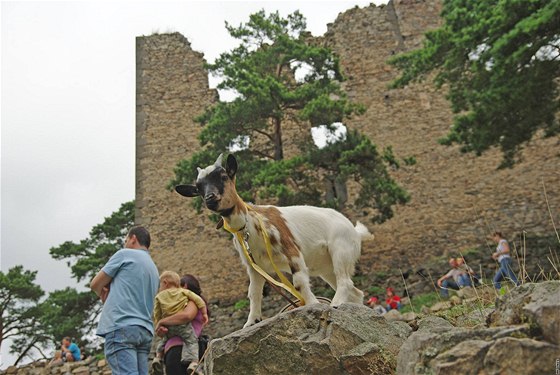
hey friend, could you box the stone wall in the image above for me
[0,357,110,375]
[135,0,560,303]
[135,33,248,301]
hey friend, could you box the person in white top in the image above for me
[490,231,520,289]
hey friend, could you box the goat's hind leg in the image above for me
[329,241,364,306]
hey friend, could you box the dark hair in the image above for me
[492,231,504,238]
[128,226,151,249]
[181,274,210,317]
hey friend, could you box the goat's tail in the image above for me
[354,221,374,241]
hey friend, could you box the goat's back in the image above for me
[273,205,363,259]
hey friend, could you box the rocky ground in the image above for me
[2,281,558,375]
[202,281,560,375]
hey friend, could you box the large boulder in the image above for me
[397,281,560,375]
[204,303,410,374]
[396,320,557,375]
[488,281,560,345]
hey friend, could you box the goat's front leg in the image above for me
[244,267,266,328]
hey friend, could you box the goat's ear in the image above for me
[226,154,238,178]
[175,185,199,197]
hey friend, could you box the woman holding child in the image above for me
[153,272,209,375]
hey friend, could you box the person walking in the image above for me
[490,231,520,289]
[90,226,159,375]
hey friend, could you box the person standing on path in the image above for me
[490,231,520,289]
[91,225,159,375]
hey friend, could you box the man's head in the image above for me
[448,258,458,268]
[125,226,151,249]
[62,337,71,347]
[159,271,181,291]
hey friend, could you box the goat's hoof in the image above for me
[243,318,261,328]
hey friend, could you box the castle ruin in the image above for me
[136,0,560,302]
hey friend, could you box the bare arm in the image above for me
[437,270,452,286]
[90,270,112,302]
[155,300,198,336]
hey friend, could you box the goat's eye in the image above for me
[221,175,228,181]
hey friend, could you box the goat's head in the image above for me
[175,153,239,216]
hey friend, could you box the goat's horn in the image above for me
[197,167,202,174]
[214,153,224,167]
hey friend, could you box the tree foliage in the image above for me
[390,0,560,168]
[0,266,45,363]
[1,201,135,366]
[46,201,135,346]
[50,201,135,282]
[172,10,409,222]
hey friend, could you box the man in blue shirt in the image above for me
[91,226,159,375]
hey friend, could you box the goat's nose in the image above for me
[204,192,217,201]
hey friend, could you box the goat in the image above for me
[175,154,373,327]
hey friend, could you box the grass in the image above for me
[435,303,489,328]
[400,292,440,313]
[234,298,249,310]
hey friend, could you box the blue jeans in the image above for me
[440,279,459,297]
[440,275,472,297]
[104,326,153,375]
[493,257,519,289]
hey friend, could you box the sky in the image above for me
[1,0,384,367]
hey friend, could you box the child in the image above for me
[366,296,387,315]
[153,271,208,369]
[385,287,401,310]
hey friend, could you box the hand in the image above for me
[491,253,498,260]
[437,279,442,287]
[202,312,209,326]
[100,286,110,303]
[156,324,168,338]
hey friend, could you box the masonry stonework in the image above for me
[136,1,559,302]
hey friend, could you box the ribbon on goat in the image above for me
[222,205,305,305]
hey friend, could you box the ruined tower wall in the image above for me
[136,33,246,301]
[323,0,559,271]
[136,3,559,301]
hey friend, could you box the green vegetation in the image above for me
[0,266,45,365]
[171,10,409,223]
[234,299,250,310]
[400,292,440,314]
[435,303,489,328]
[367,285,385,297]
[390,0,560,168]
[1,201,134,365]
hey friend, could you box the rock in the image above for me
[488,281,560,344]
[96,360,106,368]
[449,295,462,305]
[417,316,454,332]
[5,367,17,374]
[396,317,455,374]
[383,309,404,321]
[483,337,560,375]
[72,366,89,375]
[204,303,408,374]
[429,301,452,312]
[432,339,491,374]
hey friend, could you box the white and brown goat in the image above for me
[176,154,372,327]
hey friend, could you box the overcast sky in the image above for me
[1,0,384,367]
